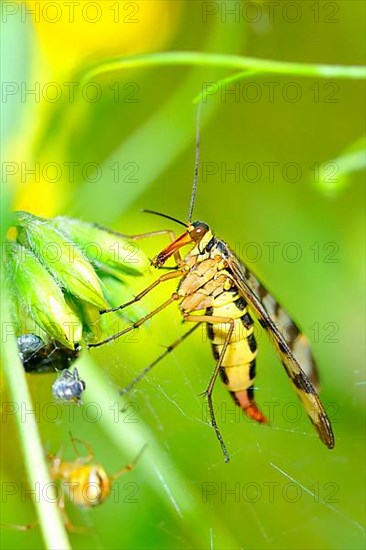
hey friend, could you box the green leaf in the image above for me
[313,136,366,195]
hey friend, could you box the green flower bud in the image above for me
[15,211,108,310]
[64,292,101,343]
[4,242,82,348]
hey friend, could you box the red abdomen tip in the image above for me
[244,403,267,424]
[232,390,268,424]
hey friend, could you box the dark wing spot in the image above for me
[286,322,301,343]
[258,285,268,300]
[278,341,288,354]
[292,373,316,394]
[258,318,270,330]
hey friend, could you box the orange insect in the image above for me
[2,434,145,532]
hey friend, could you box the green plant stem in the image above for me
[81,51,366,83]
[0,288,71,550]
[193,68,262,103]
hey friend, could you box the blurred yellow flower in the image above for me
[11,1,183,217]
[26,0,182,75]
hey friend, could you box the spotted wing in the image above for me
[238,264,320,388]
[227,252,334,449]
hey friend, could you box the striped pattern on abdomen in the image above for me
[206,291,267,423]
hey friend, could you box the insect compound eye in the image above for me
[190,222,209,242]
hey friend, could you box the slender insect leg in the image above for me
[120,323,200,394]
[68,432,94,463]
[155,265,180,271]
[57,495,87,534]
[109,445,147,482]
[94,225,184,266]
[102,269,186,314]
[1,497,86,533]
[89,294,181,348]
[184,314,235,463]
[0,521,38,531]
[94,225,175,242]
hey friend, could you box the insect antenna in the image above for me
[143,209,187,228]
[187,102,202,223]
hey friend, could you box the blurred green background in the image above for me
[1,1,365,549]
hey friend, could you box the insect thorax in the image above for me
[177,232,237,314]
[187,228,222,259]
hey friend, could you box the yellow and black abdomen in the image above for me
[206,291,267,423]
